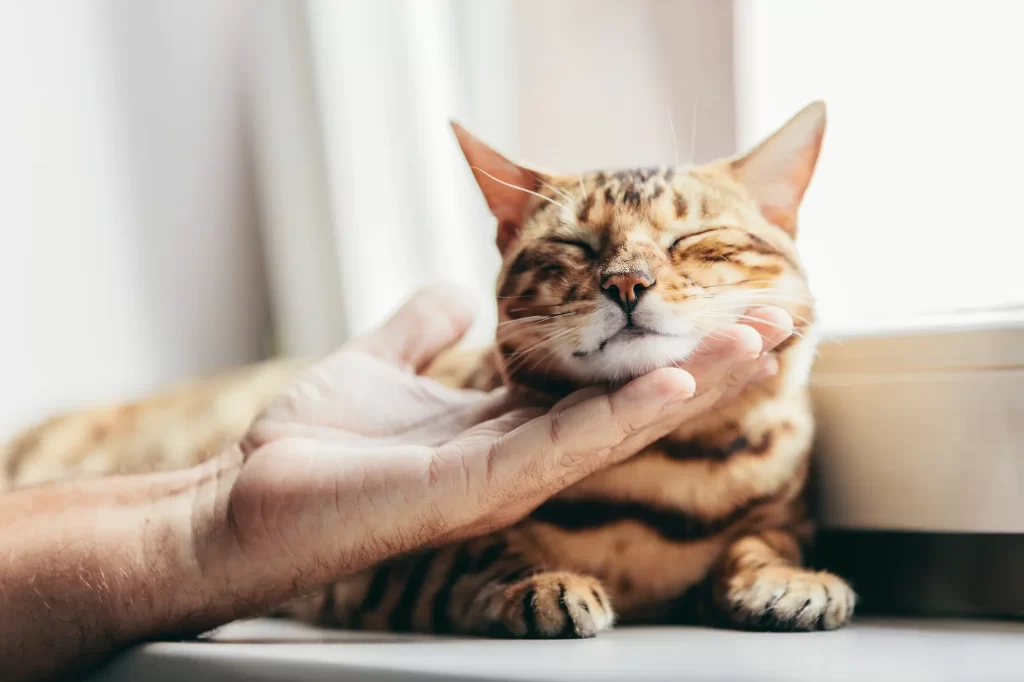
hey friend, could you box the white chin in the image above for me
[565,332,704,382]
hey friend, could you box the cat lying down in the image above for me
[2,101,853,636]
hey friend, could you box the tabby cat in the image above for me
[1,101,854,636]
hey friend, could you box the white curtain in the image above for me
[0,0,736,439]
[0,0,268,439]
[251,0,738,354]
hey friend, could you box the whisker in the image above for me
[508,303,584,314]
[504,326,581,374]
[537,329,578,376]
[688,93,699,165]
[497,317,579,342]
[698,280,797,290]
[693,320,775,346]
[692,325,733,342]
[694,312,807,338]
[471,167,569,211]
[693,284,816,299]
[687,290,817,306]
[701,302,816,314]
[541,180,574,203]
[496,316,570,330]
[667,106,680,166]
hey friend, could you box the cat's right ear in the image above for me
[451,121,542,254]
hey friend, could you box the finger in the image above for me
[737,306,794,354]
[549,385,611,412]
[669,352,779,421]
[714,352,779,407]
[419,383,566,444]
[348,284,475,373]
[485,367,695,490]
[683,324,763,394]
[449,387,545,430]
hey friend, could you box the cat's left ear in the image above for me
[731,101,826,238]
[451,121,544,254]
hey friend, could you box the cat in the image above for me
[1,100,854,636]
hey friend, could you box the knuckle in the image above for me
[484,438,503,486]
[547,409,565,447]
[725,365,747,388]
[602,394,631,438]
[616,414,642,436]
[557,447,589,475]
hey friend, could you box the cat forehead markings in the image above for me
[530,167,732,243]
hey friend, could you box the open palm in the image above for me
[224,286,792,584]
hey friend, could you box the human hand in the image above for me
[219,286,792,587]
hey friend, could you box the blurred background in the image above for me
[2,0,1023,440]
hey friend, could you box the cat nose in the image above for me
[601,271,655,314]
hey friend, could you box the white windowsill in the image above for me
[81,315,1024,681]
[820,304,1024,343]
[811,310,1024,533]
[87,617,1024,682]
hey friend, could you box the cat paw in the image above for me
[719,565,855,631]
[492,571,614,638]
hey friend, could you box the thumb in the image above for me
[348,284,476,373]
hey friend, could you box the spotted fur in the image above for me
[1,101,854,635]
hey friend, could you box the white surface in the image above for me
[89,617,1024,682]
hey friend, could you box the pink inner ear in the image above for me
[760,204,797,236]
[471,165,541,254]
[474,166,538,224]
[497,220,519,253]
[451,122,542,253]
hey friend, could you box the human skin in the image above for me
[0,286,791,681]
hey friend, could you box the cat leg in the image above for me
[711,529,855,631]
[278,535,615,638]
[433,536,615,638]
[463,568,614,638]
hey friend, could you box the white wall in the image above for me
[511,0,736,171]
[0,1,268,439]
[735,0,1024,334]
[299,0,737,345]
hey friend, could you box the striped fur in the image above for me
[1,102,854,636]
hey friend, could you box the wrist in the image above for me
[0,447,274,680]
[107,447,253,642]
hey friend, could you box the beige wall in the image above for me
[511,0,736,171]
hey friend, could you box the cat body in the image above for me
[1,101,854,636]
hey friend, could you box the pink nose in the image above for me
[602,271,654,313]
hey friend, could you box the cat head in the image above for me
[452,102,824,389]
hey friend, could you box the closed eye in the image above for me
[669,226,729,252]
[549,238,598,258]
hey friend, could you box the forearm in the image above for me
[0,450,273,681]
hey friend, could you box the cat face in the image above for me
[453,102,825,387]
